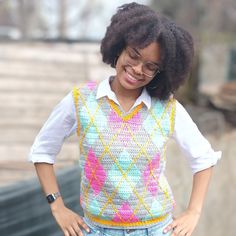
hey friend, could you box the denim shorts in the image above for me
[81,216,173,236]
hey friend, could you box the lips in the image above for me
[127,72,138,81]
[124,68,144,84]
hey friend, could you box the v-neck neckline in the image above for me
[107,98,143,121]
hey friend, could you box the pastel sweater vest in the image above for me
[73,81,176,229]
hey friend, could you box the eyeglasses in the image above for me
[123,47,161,78]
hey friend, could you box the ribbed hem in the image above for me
[84,211,172,229]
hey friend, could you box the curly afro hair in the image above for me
[100,2,194,100]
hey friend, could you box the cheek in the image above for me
[115,60,125,75]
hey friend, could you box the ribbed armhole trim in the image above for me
[170,98,176,136]
[73,86,80,136]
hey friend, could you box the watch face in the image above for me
[47,194,55,203]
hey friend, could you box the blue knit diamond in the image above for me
[108,150,141,200]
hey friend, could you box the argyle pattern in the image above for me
[73,81,176,229]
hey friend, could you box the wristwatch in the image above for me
[46,192,61,204]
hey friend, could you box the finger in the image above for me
[181,227,190,236]
[175,226,182,234]
[64,229,70,236]
[163,221,178,234]
[182,228,192,236]
[172,225,184,236]
[72,222,83,236]
[77,217,90,233]
[68,226,77,236]
[178,224,190,236]
[178,231,186,236]
[181,231,189,236]
[78,229,84,236]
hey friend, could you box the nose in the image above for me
[132,62,143,75]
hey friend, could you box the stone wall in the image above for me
[199,43,233,95]
[0,166,83,236]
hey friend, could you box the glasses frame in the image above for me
[123,47,161,78]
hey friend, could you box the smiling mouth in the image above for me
[125,68,144,82]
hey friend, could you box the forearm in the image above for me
[163,167,213,235]
[34,163,65,210]
[187,166,213,214]
[34,163,90,234]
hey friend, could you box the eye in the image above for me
[145,62,159,71]
[127,48,139,59]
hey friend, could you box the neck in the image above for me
[110,76,142,102]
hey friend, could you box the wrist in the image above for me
[50,197,65,212]
[187,207,202,215]
[45,191,65,211]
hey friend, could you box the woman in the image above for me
[29,3,221,236]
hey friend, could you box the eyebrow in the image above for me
[132,47,161,67]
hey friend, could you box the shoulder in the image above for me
[174,100,192,118]
[151,96,176,112]
[73,80,98,96]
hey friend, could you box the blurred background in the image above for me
[0,0,235,235]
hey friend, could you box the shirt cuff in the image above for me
[190,150,222,174]
[28,154,55,164]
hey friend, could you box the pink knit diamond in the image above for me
[108,110,141,145]
[143,154,160,196]
[87,81,97,90]
[113,202,139,223]
[84,148,106,195]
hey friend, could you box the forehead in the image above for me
[132,42,161,62]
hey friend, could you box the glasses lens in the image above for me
[143,62,160,77]
[125,48,139,65]
[124,47,160,77]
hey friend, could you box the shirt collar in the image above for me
[96,77,151,110]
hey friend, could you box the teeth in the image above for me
[127,72,137,81]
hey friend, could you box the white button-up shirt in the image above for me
[29,78,221,174]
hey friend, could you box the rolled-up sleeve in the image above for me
[28,92,77,164]
[172,101,222,174]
